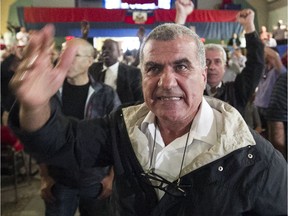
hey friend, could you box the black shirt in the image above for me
[62,80,90,119]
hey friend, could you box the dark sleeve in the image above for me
[8,102,112,169]
[253,140,287,214]
[119,64,143,105]
[266,73,287,122]
[233,32,264,109]
[131,67,144,103]
[106,86,122,113]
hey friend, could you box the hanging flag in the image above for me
[125,10,155,24]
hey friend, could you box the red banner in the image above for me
[23,8,239,24]
[24,8,126,23]
[155,9,238,23]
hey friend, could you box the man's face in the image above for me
[101,40,120,67]
[205,50,226,87]
[66,43,93,81]
[142,36,207,124]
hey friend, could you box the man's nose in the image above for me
[158,68,177,89]
[207,61,215,69]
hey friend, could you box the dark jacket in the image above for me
[89,62,143,105]
[47,78,121,187]
[9,98,287,215]
[205,32,264,116]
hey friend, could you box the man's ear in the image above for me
[88,57,94,67]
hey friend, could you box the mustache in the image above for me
[155,88,184,97]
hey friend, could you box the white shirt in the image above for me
[265,38,277,48]
[133,97,223,199]
[103,62,119,90]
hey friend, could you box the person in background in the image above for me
[38,38,121,216]
[227,32,241,50]
[81,20,90,40]
[228,47,247,73]
[260,25,269,43]
[272,20,286,45]
[239,29,247,56]
[254,46,287,138]
[264,32,277,48]
[8,1,287,214]
[131,26,146,68]
[88,38,143,105]
[122,49,136,66]
[266,72,287,160]
[204,9,264,116]
[1,46,22,125]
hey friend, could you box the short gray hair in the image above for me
[204,43,227,63]
[139,23,206,69]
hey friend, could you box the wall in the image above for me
[1,0,12,34]
[244,0,268,32]
[32,0,74,7]
[268,6,287,32]
[197,0,222,9]
[246,0,287,32]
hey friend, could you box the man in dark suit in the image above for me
[89,39,143,105]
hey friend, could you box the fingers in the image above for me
[238,9,251,18]
[40,176,56,203]
[55,42,77,73]
[41,188,56,203]
[236,9,255,33]
[12,25,55,86]
[98,188,112,200]
[21,24,55,65]
[236,9,254,21]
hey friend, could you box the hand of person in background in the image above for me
[98,168,114,199]
[40,175,56,203]
[236,9,255,33]
[9,24,77,132]
[264,46,283,72]
[175,0,194,25]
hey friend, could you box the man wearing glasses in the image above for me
[9,1,287,215]
[38,38,121,216]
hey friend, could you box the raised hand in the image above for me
[175,0,194,25]
[10,24,77,131]
[236,9,255,33]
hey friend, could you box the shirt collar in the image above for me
[103,61,119,72]
[190,97,217,146]
[140,97,216,147]
[206,82,222,96]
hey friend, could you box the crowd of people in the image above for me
[1,0,287,215]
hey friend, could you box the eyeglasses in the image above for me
[140,168,191,197]
[141,119,192,198]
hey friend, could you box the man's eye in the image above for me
[175,65,187,71]
[146,66,160,74]
[215,59,222,65]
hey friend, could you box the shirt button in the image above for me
[248,154,253,159]
[218,166,224,171]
